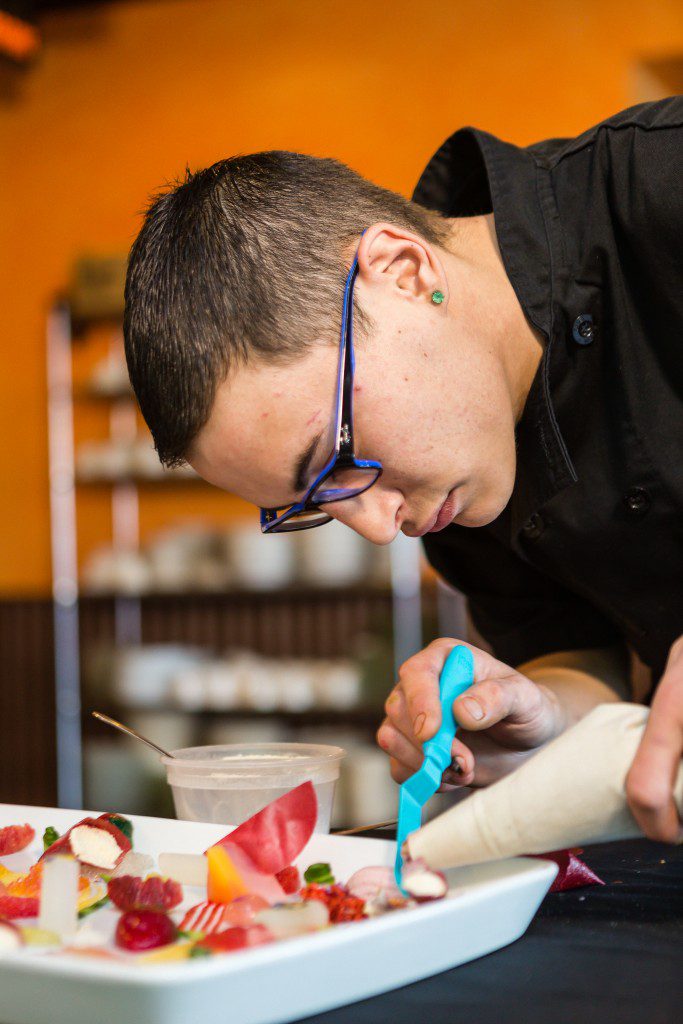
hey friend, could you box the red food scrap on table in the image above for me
[212,782,317,875]
[0,824,35,856]
[108,875,182,913]
[532,848,605,892]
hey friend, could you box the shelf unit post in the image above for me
[389,533,422,676]
[46,300,83,807]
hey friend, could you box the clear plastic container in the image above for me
[162,742,346,833]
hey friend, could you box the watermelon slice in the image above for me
[211,782,317,875]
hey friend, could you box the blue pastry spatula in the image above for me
[394,644,475,890]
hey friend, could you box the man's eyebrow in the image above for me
[293,430,325,494]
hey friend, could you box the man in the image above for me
[124,98,683,843]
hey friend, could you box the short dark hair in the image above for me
[124,151,451,467]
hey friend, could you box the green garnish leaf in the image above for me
[178,929,205,941]
[106,814,133,844]
[42,826,60,851]
[78,895,110,919]
[189,944,212,958]
[303,862,335,885]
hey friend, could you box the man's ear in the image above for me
[355,222,448,305]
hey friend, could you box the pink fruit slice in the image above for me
[197,924,273,954]
[213,782,317,875]
[218,843,286,904]
[222,894,270,928]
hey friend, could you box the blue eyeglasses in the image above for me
[260,246,383,533]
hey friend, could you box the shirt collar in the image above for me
[412,127,577,537]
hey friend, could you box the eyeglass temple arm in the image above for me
[338,265,358,455]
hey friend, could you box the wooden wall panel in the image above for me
[0,600,57,806]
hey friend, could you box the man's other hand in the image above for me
[626,634,683,843]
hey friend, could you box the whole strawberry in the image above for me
[115,910,177,952]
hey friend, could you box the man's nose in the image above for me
[325,487,402,545]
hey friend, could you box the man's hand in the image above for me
[626,635,683,843]
[376,638,567,789]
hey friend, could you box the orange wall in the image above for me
[1,0,682,594]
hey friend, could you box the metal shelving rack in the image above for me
[45,297,447,809]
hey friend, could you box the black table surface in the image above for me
[300,837,683,1024]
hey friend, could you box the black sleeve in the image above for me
[423,522,624,668]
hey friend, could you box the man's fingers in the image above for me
[395,641,454,742]
[449,737,475,781]
[379,721,475,787]
[383,689,424,754]
[626,693,682,843]
[452,678,517,730]
[388,756,417,786]
[376,720,424,775]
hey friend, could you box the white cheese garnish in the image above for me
[69,825,121,870]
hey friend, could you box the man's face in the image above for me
[189,224,519,544]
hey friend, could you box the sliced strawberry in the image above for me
[115,910,177,952]
[0,824,35,856]
[275,866,301,895]
[213,782,316,874]
[107,875,182,913]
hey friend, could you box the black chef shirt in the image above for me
[411,97,683,689]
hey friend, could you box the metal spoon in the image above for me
[91,711,175,759]
[333,819,397,835]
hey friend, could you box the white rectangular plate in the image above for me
[0,804,556,1024]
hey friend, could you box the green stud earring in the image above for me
[431,290,445,304]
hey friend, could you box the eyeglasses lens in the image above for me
[311,465,380,504]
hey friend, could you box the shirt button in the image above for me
[623,487,651,517]
[521,513,545,540]
[572,313,594,346]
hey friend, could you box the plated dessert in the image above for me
[0,783,448,964]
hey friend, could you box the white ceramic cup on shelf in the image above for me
[297,518,369,586]
[228,522,295,590]
[114,644,207,708]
